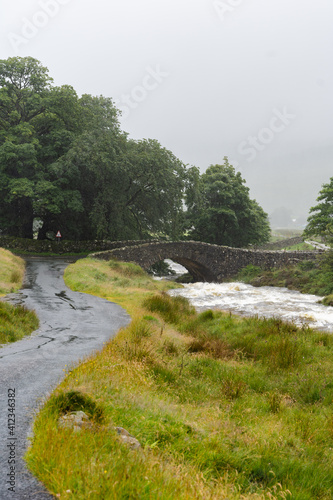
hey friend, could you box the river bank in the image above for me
[235,250,333,307]
[26,257,333,499]
[168,281,333,332]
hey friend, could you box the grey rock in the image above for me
[115,426,141,449]
[58,411,93,432]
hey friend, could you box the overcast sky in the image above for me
[2,0,333,223]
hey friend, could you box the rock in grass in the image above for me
[57,413,141,449]
[115,427,141,450]
[58,411,94,432]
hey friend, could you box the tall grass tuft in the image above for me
[143,293,195,324]
[0,302,39,344]
[50,390,105,423]
[0,247,25,295]
[119,318,155,363]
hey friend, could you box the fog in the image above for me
[2,0,333,225]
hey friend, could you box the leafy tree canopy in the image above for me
[304,177,333,245]
[186,157,270,247]
[0,57,270,246]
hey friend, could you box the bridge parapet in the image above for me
[90,241,323,282]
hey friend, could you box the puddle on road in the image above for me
[55,290,77,309]
[55,290,74,301]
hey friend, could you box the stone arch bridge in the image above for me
[91,241,322,282]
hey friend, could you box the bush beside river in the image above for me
[237,250,333,304]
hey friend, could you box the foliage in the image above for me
[50,390,105,423]
[304,176,333,244]
[322,294,333,306]
[0,57,186,241]
[236,264,262,281]
[60,134,187,240]
[237,250,333,299]
[148,260,176,276]
[186,157,270,247]
[0,57,269,246]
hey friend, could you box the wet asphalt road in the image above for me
[0,258,130,499]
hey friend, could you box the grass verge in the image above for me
[0,247,25,296]
[237,250,333,301]
[26,257,333,499]
[0,248,39,344]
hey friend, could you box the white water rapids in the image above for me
[164,260,333,332]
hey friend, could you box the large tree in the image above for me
[0,57,86,238]
[186,157,270,247]
[0,56,187,241]
[56,134,187,240]
[34,94,122,240]
[304,177,333,244]
[0,57,269,245]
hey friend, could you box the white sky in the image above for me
[2,0,333,222]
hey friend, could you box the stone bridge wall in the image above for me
[91,241,322,282]
[0,236,156,254]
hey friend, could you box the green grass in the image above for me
[25,258,333,499]
[0,302,39,344]
[0,247,39,344]
[237,250,333,300]
[282,242,315,251]
[270,229,303,239]
[0,247,25,295]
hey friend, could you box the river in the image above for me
[165,260,333,332]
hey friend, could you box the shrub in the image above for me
[298,260,317,271]
[321,295,333,306]
[237,264,263,281]
[198,309,215,322]
[143,293,195,325]
[50,391,105,423]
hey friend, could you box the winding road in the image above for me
[0,258,130,499]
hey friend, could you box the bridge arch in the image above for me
[146,255,216,282]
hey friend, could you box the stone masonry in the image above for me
[91,241,323,282]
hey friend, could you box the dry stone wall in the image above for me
[0,236,155,254]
